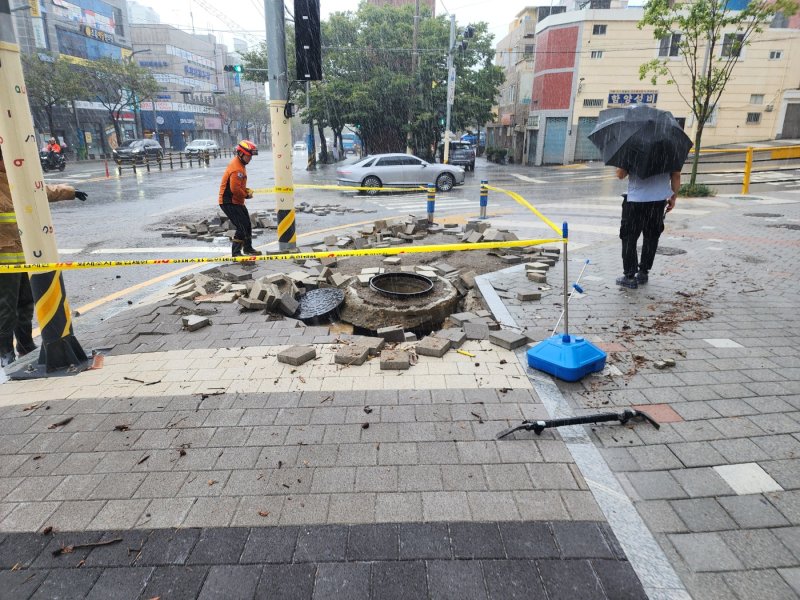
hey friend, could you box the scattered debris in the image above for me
[47,417,73,430]
[53,537,122,556]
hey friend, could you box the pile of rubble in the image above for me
[451,219,520,244]
[161,202,372,242]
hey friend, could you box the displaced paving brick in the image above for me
[526,262,550,271]
[238,297,267,311]
[499,255,522,265]
[450,312,478,326]
[489,329,529,350]
[527,271,547,283]
[277,346,317,366]
[432,262,458,276]
[416,336,451,358]
[434,328,467,349]
[459,271,477,289]
[278,294,300,316]
[380,350,410,370]
[404,332,418,342]
[383,257,402,266]
[517,289,542,302]
[335,345,370,366]
[339,335,385,356]
[181,315,210,331]
[377,325,406,343]
[463,322,490,340]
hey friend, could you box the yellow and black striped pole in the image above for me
[0,1,87,373]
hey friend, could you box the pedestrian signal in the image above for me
[224,65,244,73]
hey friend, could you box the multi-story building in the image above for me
[131,24,226,150]
[367,0,435,14]
[12,0,135,157]
[526,8,800,165]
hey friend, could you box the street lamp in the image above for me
[127,48,151,138]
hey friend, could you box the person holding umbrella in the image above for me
[588,105,692,289]
[614,167,681,288]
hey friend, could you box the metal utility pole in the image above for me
[0,0,87,373]
[265,0,296,250]
[306,81,315,170]
[406,0,420,155]
[443,14,456,165]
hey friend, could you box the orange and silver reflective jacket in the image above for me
[218,156,248,205]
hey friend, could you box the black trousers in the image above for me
[620,197,667,277]
[0,273,34,353]
[220,203,252,244]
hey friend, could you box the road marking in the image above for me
[510,173,547,183]
[58,249,83,255]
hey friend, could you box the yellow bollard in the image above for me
[742,147,753,194]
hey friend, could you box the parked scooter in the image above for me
[40,150,66,172]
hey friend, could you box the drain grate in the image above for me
[295,288,345,321]
[745,213,783,218]
[656,246,687,256]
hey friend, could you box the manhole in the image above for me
[656,246,687,256]
[370,273,434,298]
[768,224,800,231]
[745,213,783,218]
[295,288,345,322]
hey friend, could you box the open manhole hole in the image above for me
[656,246,687,256]
[370,273,434,298]
[295,288,345,322]
[767,224,800,231]
[745,213,783,218]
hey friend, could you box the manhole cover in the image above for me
[656,246,687,256]
[370,273,434,298]
[767,224,800,231]
[745,213,783,218]
[295,288,345,321]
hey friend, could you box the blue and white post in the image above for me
[479,180,488,219]
[427,184,436,224]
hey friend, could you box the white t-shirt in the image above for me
[627,172,673,202]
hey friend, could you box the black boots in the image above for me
[232,241,243,257]
[243,238,262,256]
[14,323,36,357]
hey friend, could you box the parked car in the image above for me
[438,141,476,171]
[113,139,163,164]
[336,153,465,194]
[293,142,306,152]
[185,139,220,158]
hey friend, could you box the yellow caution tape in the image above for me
[484,185,562,236]
[0,237,564,274]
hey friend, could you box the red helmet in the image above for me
[237,140,258,156]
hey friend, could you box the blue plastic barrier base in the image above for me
[527,334,607,382]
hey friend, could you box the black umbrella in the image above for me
[588,105,693,179]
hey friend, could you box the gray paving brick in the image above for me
[313,562,370,600]
[355,466,397,492]
[668,442,727,468]
[187,527,249,565]
[719,494,791,529]
[372,561,428,600]
[30,568,102,600]
[670,498,737,532]
[198,565,261,600]
[498,521,558,558]
[0,570,48,599]
[294,524,348,562]
[551,521,614,559]
[86,566,154,600]
[399,465,443,492]
[720,529,796,569]
[670,532,743,572]
[625,471,688,500]
[347,523,399,561]
[240,526,297,564]
[513,491,570,521]
[427,560,488,600]
[636,500,688,533]
[710,438,771,463]
[257,563,316,598]
[591,559,648,600]
[136,528,200,565]
[536,559,606,600]
[376,492,423,523]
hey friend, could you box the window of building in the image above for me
[113,7,124,37]
[590,0,611,8]
[592,24,607,35]
[746,112,761,124]
[722,33,745,57]
[750,94,764,105]
[524,44,534,58]
[583,98,603,107]
[591,50,603,59]
[771,12,789,28]
[769,50,783,60]
[537,6,566,21]
[658,33,682,57]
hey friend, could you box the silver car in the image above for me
[185,139,220,158]
[336,153,465,194]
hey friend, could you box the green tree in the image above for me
[21,52,86,138]
[639,0,797,184]
[84,57,159,145]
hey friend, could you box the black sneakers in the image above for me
[635,271,649,284]
[616,275,638,289]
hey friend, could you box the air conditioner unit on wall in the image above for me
[765,104,774,112]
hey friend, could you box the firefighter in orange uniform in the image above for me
[218,140,261,257]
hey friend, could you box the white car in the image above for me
[336,153,465,194]
[293,142,306,152]
[185,139,220,158]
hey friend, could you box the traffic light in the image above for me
[294,0,322,81]
[224,64,244,73]
[438,116,445,127]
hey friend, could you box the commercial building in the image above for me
[527,8,800,165]
[131,24,227,150]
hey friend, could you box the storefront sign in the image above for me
[607,90,658,107]
[81,25,114,44]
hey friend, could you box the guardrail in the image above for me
[688,144,800,194]
[112,147,239,175]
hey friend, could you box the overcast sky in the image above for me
[131,0,523,51]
